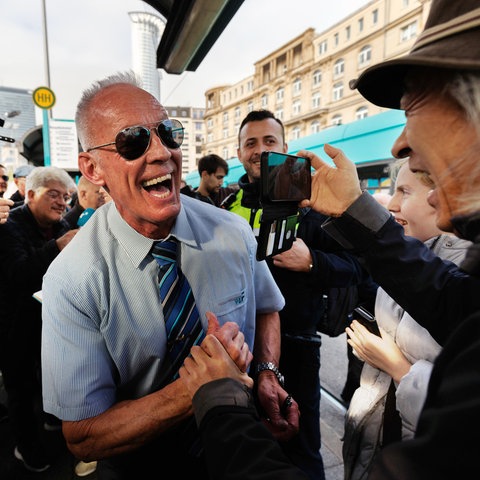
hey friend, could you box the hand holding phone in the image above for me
[353,306,381,336]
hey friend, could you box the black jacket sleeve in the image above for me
[322,192,480,345]
[193,379,308,480]
[368,311,480,480]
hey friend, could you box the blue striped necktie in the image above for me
[151,239,205,383]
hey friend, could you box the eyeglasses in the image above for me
[45,189,71,203]
[1,175,8,182]
[86,119,184,160]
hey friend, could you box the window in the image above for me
[222,111,228,123]
[318,40,328,55]
[345,25,351,40]
[358,45,372,67]
[261,94,268,108]
[331,115,343,126]
[355,106,368,120]
[312,69,322,86]
[293,77,302,95]
[310,120,320,135]
[400,21,418,42]
[358,18,364,32]
[372,9,378,25]
[293,44,302,68]
[247,101,254,112]
[275,108,284,120]
[223,147,229,158]
[290,126,301,141]
[334,32,339,47]
[276,87,284,103]
[333,82,344,101]
[333,59,345,78]
[207,133,213,143]
[312,92,321,109]
[292,99,301,115]
[207,118,213,128]
[223,128,228,139]
[235,107,241,119]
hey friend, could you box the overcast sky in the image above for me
[2,0,368,121]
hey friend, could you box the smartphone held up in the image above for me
[256,151,312,261]
[260,151,311,202]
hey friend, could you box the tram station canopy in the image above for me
[144,0,245,74]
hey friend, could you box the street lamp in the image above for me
[0,110,21,143]
[4,110,21,119]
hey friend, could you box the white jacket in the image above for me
[343,234,471,480]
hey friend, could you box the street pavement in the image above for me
[0,334,348,480]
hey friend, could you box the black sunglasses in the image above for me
[86,119,184,160]
[1,175,8,182]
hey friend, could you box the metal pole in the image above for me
[41,0,52,118]
[41,0,52,165]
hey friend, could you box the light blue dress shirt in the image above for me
[41,195,284,421]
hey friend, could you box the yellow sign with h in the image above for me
[33,86,56,109]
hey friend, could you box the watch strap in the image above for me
[256,362,285,387]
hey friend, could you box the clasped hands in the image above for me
[179,311,299,440]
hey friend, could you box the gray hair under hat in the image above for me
[350,0,480,109]
[13,164,34,178]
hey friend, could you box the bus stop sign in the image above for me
[33,86,56,109]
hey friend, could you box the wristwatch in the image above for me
[256,362,285,387]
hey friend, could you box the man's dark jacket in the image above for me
[0,204,70,336]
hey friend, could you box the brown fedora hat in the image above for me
[350,0,480,109]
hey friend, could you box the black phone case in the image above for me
[353,307,381,336]
[256,213,298,261]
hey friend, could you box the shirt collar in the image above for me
[106,201,200,268]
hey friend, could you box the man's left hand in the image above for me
[272,238,312,272]
[256,375,300,441]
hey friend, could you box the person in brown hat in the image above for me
[294,0,480,478]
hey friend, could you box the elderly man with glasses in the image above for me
[0,166,78,473]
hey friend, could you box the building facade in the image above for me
[202,0,430,160]
[165,106,206,178]
[129,11,166,101]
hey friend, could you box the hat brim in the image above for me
[351,55,480,109]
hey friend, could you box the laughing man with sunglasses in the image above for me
[40,71,292,480]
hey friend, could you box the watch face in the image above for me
[256,362,284,387]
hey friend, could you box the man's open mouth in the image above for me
[142,174,173,198]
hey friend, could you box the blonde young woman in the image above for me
[342,160,471,480]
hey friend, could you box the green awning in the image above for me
[184,109,406,188]
[288,109,406,165]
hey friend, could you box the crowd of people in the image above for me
[1,1,479,479]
